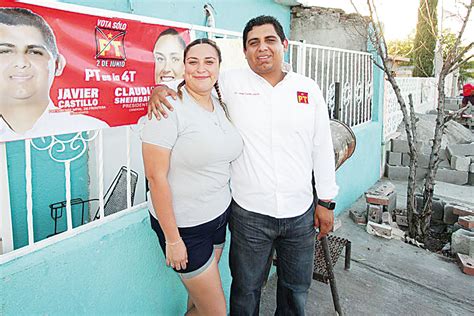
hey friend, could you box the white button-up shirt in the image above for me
[220,68,339,218]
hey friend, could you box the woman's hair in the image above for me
[177,38,229,119]
[155,27,186,49]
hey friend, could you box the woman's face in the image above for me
[153,34,184,84]
[183,43,220,95]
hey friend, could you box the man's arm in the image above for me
[312,85,339,240]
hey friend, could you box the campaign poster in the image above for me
[0,0,190,142]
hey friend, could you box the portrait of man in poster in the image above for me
[0,7,108,142]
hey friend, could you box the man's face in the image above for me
[0,24,56,105]
[153,34,185,84]
[244,23,287,77]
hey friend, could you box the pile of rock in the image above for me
[448,205,474,276]
[350,180,474,276]
[386,114,474,185]
[349,182,407,240]
[385,140,474,185]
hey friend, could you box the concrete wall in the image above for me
[290,6,368,51]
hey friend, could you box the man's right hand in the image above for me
[147,85,178,120]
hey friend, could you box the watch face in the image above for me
[318,200,336,210]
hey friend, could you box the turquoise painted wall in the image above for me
[334,122,382,215]
[1,207,233,315]
[60,0,291,36]
[7,135,90,249]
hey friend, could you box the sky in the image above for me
[303,0,473,43]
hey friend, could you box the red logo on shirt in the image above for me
[297,91,309,104]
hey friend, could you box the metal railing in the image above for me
[288,41,373,127]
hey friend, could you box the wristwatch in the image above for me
[317,199,336,210]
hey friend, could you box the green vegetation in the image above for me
[412,0,438,77]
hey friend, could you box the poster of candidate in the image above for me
[0,0,190,142]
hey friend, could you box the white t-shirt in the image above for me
[219,68,339,218]
[0,101,109,142]
[141,88,243,227]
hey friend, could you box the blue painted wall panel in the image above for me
[7,136,90,249]
[334,122,382,215]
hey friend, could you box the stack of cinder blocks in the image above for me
[363,182,405,240]
[446,144,474,185]
[385,138,474,185]
[449,205,474,276]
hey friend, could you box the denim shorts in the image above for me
[150,205,230,279]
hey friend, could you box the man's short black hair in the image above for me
[242,15,286,49]
[0,7,59,59]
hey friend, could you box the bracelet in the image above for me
[165,237,182,246]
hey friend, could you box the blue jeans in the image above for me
[229,201,316,316]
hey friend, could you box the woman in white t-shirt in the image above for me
[141,39,243,315]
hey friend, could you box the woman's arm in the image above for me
[142,143,188,270]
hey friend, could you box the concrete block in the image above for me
[459,216,474,230]
[366,191,397,207]
[393,208,407,216]
[349,209,367,225]
[382,211,393,225]
[470,156,474,163]
[396,214,408,227]
[435,168,468,185]
[402,153,410,166]
[452,222,474,233]
[438,160,450,168]
[391,139,410,153]
[469,173,474,186]
[367,204,383,223]
[456,254,474,275]
[387,151,402,165]
[447,143,474,157]
[392,227,406,240]
[386,165,428,181]
[431,197,445,221]
[450,155,471,172]
[418,154,431,168]
[443,204,459,225]
[400,153,431,168]
[366,221,392,239]
[451,229,474,256]
[366,182,395,196]
[470,163,474,173]
[452,205,474,217]
[383,192,397,214]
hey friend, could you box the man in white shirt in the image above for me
[0,8,107,142]
[148,16,338,315]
